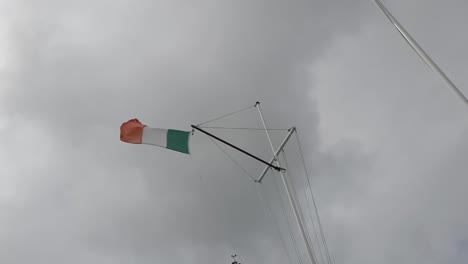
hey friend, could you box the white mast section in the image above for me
[255,102,318,264]
[372,0,468,107]
[256,127,296,183]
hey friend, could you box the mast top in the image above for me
[230,254,241,264]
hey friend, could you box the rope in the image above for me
[207,136,256,182]
[199,126,289,131]
[282,150,325,264]
[295,131,333,264]
[196,105,255,126]
[255,181,293,264]
[281,150,319,264]
[272,168,305,264]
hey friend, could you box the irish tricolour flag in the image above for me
[120,118,191,154]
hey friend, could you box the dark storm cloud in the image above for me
[0,0,369,263]
[2,0,467,263]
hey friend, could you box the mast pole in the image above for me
[372,0,468,107]
[255,102,318,264]
[256,127,296,183]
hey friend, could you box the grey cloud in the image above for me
[309,1,468,263]
[2,0,467,264]
[0,0,369,263]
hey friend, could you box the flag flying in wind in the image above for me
[120,119,191,154]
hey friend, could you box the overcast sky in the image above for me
[0,0,467,263]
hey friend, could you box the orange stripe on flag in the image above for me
[120,118,146,144]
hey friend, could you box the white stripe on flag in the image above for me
[142,127,168,147]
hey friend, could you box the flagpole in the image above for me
[191,125,284,172]
[255,102,318,264]
[372,0,468,108]
[256,127,296,183]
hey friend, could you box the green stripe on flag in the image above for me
[166,129,190,154]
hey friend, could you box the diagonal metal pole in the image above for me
[255,102,318,264]
[191,125,284,172]
[372,0,468,108]
[256,127,296,183]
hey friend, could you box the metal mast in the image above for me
[372,0,468,107]
[255,102,318,264]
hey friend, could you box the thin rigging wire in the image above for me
[207,136,256,182]
[255,103,316,264]
[196,103,331,263]
[281,150,319,264]
[199,126,289,131]
[295,131,333,264]
[196,105,255,126]
[282,150,325,264]
[272,168,305,264]
[255,181,294,264]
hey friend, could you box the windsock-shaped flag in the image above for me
[120,118,190,154]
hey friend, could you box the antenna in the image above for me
[230,254,241,264]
